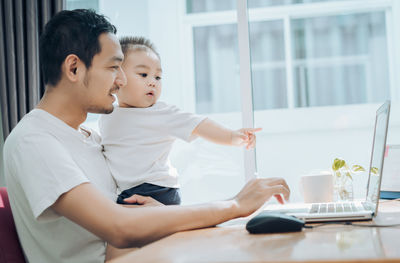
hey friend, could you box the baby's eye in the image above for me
[139,73,147,77]
[155,76,162,81]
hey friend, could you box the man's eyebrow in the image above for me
[109,56,124,63]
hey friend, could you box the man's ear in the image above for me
[63,54,84,82]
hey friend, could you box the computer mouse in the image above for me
[246,212,305,234]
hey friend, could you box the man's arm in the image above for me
[106,194,165,261]
[52,177,289,248]
[192,119,262,149]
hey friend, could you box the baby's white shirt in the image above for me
[99,101,206,191]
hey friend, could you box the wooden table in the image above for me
[110,201,400,263]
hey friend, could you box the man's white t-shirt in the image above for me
[99,101,206,191]
[3,109,117,263]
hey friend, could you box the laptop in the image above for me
[264,101,391,222]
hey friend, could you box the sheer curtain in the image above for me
[0,112,4,186]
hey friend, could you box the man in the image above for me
[3,9,290,263]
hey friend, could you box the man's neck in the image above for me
[36,86,87,130]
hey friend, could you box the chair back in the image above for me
[0,187,26,263]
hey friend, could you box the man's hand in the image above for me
[122,195,164,207]
[233,177,290,217]
[231,128,262,149]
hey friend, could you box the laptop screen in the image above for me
[366,101,390,214]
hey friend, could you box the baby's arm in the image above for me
[192,118,262,149]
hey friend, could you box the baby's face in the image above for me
[118,50,162,108]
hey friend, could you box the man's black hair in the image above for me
[39,9,117,86]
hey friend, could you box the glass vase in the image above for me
[333,169,354,202]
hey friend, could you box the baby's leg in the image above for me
[117,183,181,205]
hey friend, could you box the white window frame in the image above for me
[181,0,400,181]
[237,0,256,181]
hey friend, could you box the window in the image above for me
[186,0,353,13]
[291,12,389,107]
[186,0,235,13]
[185,0,399,201]
[193,24,240,113]
[188,0,392,113]
[66,0,98,11]
[249,20,287,110]
[244,0,396,201]
[193,20,288,113]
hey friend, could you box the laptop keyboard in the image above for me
[310,202,369,213]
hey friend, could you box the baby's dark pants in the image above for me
[117,182,181,205]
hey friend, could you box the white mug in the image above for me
[300,171,333,203]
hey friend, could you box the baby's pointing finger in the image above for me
[247,127,262,134]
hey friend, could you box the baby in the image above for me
[99,36,261,205]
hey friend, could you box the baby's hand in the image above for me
[231,128,262,149]
[122,194,164,207]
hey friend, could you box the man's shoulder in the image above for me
[4,110,64,156]
[5,112,40,144]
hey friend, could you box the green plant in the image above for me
[332,158,379,178]
[332,158,366,180]
[332,158,367,201]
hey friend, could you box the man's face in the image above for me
[117,50,162,108]
[81,33,126,114]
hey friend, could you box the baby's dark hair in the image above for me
[119,36,160,59]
